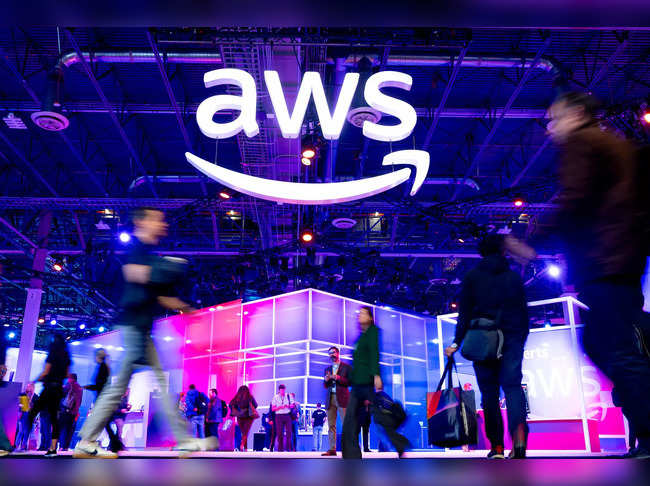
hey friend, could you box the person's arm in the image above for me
[157,296,195,313]
[36,362,52,382]
[337,364,351,387]
[446,273,473,357]
[252,398,258,409]
[369,327,382,391]
[271,397,281,412]
[122,264,151,284]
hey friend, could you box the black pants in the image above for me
[28,384,63,448]
[342,385,409,459]
[360,407,371,451]
[579,280,650,448]
[58,411,77,450]
[473,333,528,449]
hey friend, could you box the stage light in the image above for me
[451,302,458,309]
[50,318,57,326]
[52,262,63,272]
[2,324,8,327]
[70,341,81,346]
[8,332,15,339]
[186,339,192,344]
[301,147,316,159]
[513,198,525,208]
[98,326,105,333]
[301,157,312,166]
[38,318,45,324]
[458,238,465,244]
[643,112,650,124]
[119,232,131,243]
[301,231,314,243]
[163,336,173,342]
[219,191,231,199]
[78,323,86,330]
[548,264,561,278]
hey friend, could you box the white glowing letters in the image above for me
[196,68,259,139]
[196,68,416,142]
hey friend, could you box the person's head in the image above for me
[234,385,251,403]
[189,384,196,391]
[49,333,69,360]
[95,348,107,364]
[25,382,35,395]
[316,402,321,409]
[132,207,168,243]
[210,388,217,399]
[278,384,286,396]
[547,91,600,142]
[358,306,374,331]
[478,233,505,258]
[68,373,77,384]
[328,346,340,363]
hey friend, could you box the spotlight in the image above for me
[78,323,86,330]
[8,332,15,339]
[52,262,63,272]
[513,198,525,208]
[301,230,314,243]
[458,238,465,244]
[451,302,458,309]
[119,232,131,243]
[98,326,105,333]
[301,147,316,159]
[38,318,45,324]
[547,264,561,279]
[642,112,650,124]
[50,318,57,326]
[301,157,312,166]
[219,191,231,199]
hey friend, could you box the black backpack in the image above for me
[196,392,209,416]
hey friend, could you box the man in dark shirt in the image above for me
[547,91,650,459]
[342,306,409,459]
[311,403,327,451]
[445,234,530,459]
[74,208,216,458]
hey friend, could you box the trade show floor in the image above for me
[4,449,614,459]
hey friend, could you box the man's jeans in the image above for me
[80,326,191,444]
[312,425,323,451]
[190,415,205,438]
[579,280,650,446]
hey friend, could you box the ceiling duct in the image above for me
[31,65,69,131]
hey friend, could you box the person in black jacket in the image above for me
[445,234,530,459]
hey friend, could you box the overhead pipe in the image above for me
[129,174,479,192]
[333,54,561,76]
[58,51,222,67]
[57,50,559,77]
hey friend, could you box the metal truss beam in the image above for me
[511,33,629,188]
[422,44,469,151]
[64,29,158,197]
[452,36,552,200]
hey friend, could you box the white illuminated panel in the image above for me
[196,68,259,139]
[264,70,359,140]
[185,149,429,205]
[362,71,417,142]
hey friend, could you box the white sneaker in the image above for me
[73,441,118,459]
[175,436,218,456]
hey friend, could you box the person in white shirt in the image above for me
[271,384,292,451]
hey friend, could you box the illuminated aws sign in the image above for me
[185,68,429,204]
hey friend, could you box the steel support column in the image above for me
[15,210,52,389]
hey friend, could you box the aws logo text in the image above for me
[185,68,429,205]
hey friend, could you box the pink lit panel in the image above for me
[242,299,273,349]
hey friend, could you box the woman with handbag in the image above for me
[229,386,258,451]
[444,234,531,459]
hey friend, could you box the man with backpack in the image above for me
[185,384,209,439]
